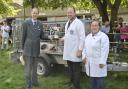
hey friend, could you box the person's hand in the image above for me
[76,50,82,58]
[48,35,54,40]
[83,58,87,64]
[54,35,59,40]
[99,64,105,69]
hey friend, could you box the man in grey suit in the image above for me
[22,8,49,89]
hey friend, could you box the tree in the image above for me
[23,0,128,25]
[0,0,18,17]
[121,0,128,8]
[23,0,72,9]
[74,0,128,33]
[93,0,122,24]
[74,0,95,10]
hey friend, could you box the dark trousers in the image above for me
[90,77,105,89]
[23,55,38,88]
[67,60,82,89]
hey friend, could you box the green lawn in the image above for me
[0,50,128,89]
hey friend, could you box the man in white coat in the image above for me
[82,20,109,89]
[61,6,85,89]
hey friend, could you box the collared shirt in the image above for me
[32,19,37,25]
[67,17,76,30]
[92,31,99,36]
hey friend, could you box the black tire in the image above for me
[37,58,50,76]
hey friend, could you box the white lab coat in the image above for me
[82,31,109,77]
[63,18,85,62]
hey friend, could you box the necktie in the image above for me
[67,21,71,30]
[33,21,37,26]
[33,22,37,30]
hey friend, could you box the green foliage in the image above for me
[23,0,128,9]
[23,0,71,9]
[121,0,128,8]
[0,0,19,17]
[73,0,95,10]
[0,0,10,14]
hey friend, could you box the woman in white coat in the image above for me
[82,20,109,89]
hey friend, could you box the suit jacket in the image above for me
[22,19,47,57]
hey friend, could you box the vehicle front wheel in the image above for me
[37,58,50,76]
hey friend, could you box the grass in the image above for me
[0,50,128,89]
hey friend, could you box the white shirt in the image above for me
[1,25,10,38]
[32,19,37,25]
[82,31,109,77]
[63,18,85,62]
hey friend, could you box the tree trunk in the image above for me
[31,0,35,8]
[100,0,109,23]
[110,7,118,32]
[110,0,121,32]
[98,7,109,23]
[109,7,119,42]
[92,0,109,23]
